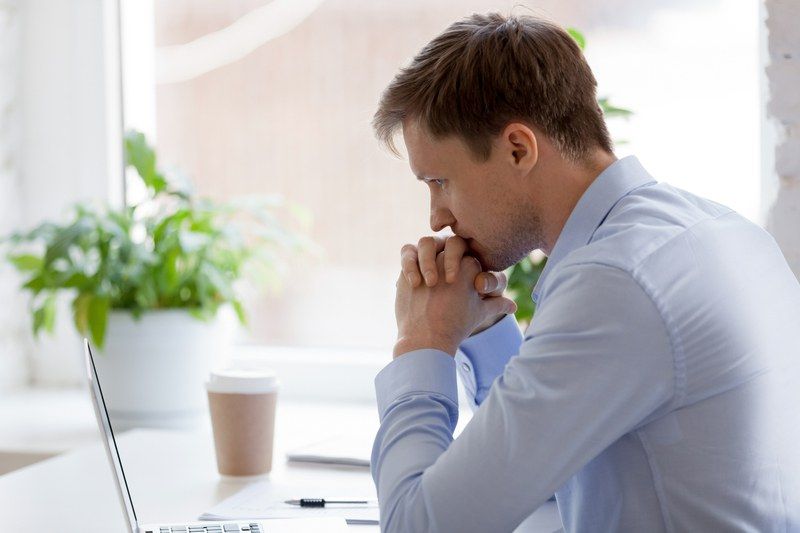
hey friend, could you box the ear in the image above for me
[500,122,538,173]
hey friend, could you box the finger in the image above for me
[400,244,423,287]
[418,236,445,286]
[474,271,508,297]
[443,236,468,283]
[482,295,517,316]
[454,256,482,287]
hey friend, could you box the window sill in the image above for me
[231,344,388,403]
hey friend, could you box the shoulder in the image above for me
[561,183,735,277]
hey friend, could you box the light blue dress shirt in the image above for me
[371,156,800,532]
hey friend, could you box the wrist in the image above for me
[470,313,507,337]
[393,334,459,358]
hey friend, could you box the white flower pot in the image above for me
[92,309,233,431]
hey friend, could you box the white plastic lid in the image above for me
[205,368,279,394]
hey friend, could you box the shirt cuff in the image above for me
[374,349,458,419]
[456,314,522,404]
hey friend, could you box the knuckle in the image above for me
[418,236,434,248]
[459,255,481,279]
[448,234,466,246]
[445,236,465,254]
[400,243,416,257]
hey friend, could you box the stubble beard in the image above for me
[472,210,545,273]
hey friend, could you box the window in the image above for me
[122,0,758,356]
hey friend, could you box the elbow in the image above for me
[379,476,438,533]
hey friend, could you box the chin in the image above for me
[470,248,507,272]
[472,242,533,273]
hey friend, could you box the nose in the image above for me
[430,203,456,232]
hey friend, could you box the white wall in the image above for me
[11,0,123,386]
[763,0,800,279]
[0,0,31,390]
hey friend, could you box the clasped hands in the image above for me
[393,235,517,358]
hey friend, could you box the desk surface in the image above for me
[0,401,562,532]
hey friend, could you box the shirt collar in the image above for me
[531,155,656,303]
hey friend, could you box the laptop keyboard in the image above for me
[153,524,261,533]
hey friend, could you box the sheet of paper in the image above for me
[199,480,379,525]
[285,433,371,467]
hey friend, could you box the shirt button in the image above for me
[461,362,471,373]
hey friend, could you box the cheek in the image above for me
[476,193,513,238]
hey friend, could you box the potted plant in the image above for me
[3,130,312,429]
[505,28,632,330]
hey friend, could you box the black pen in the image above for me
[284,498,373,507]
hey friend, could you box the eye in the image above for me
[428,178,445,189]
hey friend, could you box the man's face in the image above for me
[403,121,544,272]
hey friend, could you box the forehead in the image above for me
[402,120,472,177]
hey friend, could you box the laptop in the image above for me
[84,339,349,533]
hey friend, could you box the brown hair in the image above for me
[373,13,612,162]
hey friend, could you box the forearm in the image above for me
[371,350,459,532]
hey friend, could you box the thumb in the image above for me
[481,295,517,317]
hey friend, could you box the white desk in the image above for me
[0,401,562,532]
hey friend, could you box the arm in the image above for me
[372,264,675,533]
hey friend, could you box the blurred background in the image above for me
[0,0,796,474]
[147,0,762,350]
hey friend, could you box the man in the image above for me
[369,12,800,533]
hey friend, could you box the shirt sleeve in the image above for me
[455,313,523,408]
[371,263,675,533]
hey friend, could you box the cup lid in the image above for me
[206,368,279,394]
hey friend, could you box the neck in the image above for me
[535,150,617,255]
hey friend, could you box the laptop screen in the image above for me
[84,340,139,530]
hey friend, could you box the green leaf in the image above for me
[58,271,90,289]
[23,274,47,294]
[566,27,586,51]
[124,129,167,194]
[160,248,180,293]
[134,278,158,309]
[32,306,45,335]
[43,217,92,266]
[231,300,246,324]
[42,293,57,333]
[8,254,43,272]
[88,296,110,348]
[505,255,547,325]
[72,293,93,335]
[598,97,634,119]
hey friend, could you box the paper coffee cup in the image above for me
[206,369,279,478]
